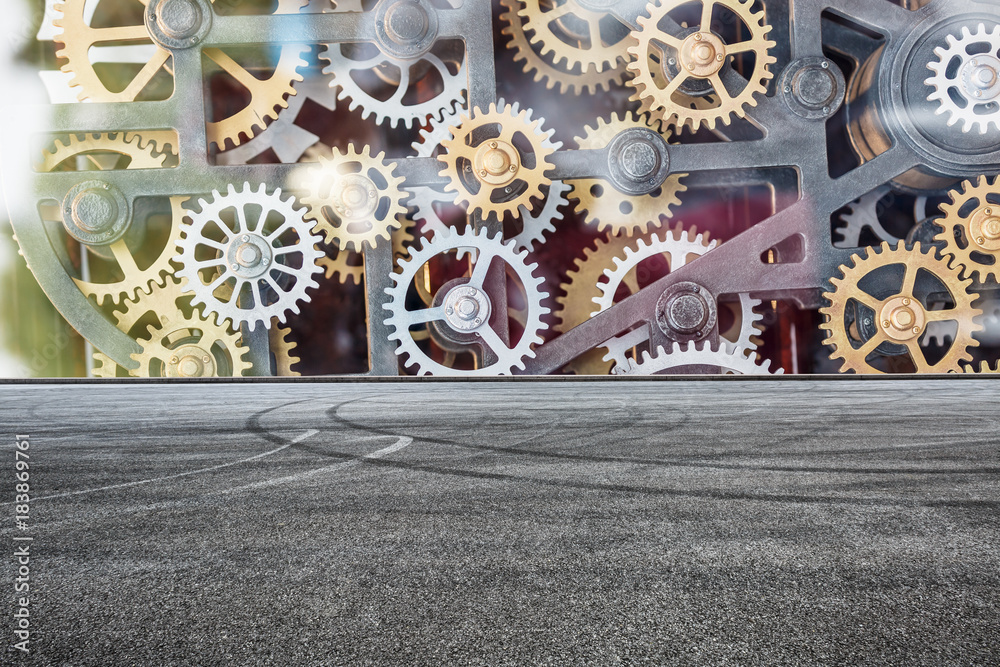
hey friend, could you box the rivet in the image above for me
[882,320,891,328]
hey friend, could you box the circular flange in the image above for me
[333,174,380,221]
[606,128,671,196]
[473,140,521,186]
[443,284,492,333]
[145,0,212,50]
[969,205,1000,251]
[878,296,926,343]
[892,9,1000,174]
[225,233,274,279]
[167,345,217,378]
[780,56,846,120]
[375,0,439,60]
[679,31,727,79]
[60,180,131,246]
[655,281,718,343]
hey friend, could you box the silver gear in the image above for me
[383,227,549,375]
[176,183,324,332]
[925,23,1000,135]
[834,186,907,249]
[616,341,783,375]
[216,74,339,165]
[320,40,467,128]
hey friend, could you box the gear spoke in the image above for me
[477,324,512,357]
[701,0,716,31]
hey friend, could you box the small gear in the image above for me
[834,186,908,249]
[53,0,309,149]
[616,340,782,375]
[499,0,628,95]
[820,242,982,374]
[412,104,566,252]
[519,0,631,74]
[925,23,1000,135]
[437,102,559,222]
[383,227,549,375]
[36,133,184,306]
[175,183,324,332]
[626,0,776,131]
[964,361,1000,374]
[567,112,687,236]
[936,176,1000,282]
[316,213,416,285]
[320,39,466,128]
[298,144,407,252]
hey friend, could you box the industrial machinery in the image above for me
[4,0,1000,376]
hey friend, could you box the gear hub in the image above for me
[61,181,131,246]
[879,296,926,342]
[443,285,492,332]
[679,32,726,78]
[656,282,718,342]
[145,0,212,50]
[168,346,216,378]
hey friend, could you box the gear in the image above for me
[383,227,549,375]
[437,102,559,222]
[834,186,908,249]
[964,361,1000,373]
[37,133,185,306]
[520,0,631,74]
[175,183,324,332]
[319,39,466,128]
[820,242,982,374]
[270,324,301,376]
[316,213,416,285]
[298,144,407,252]
[52,0,309,149]
[616,340,782,375]
[936,176,1000,282]
[626,0,776,131]
[567,112,687,236]
[216,74,339,165]
[499,0,628,95]
[925,23,1000,135]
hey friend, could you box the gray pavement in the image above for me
[1,379,999,665]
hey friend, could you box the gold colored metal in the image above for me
[937,176,1000,282]
[567,112,686,236]
[299,145,407,252]
[438,102,556,221]
[270,324,301,377]
[498,0,626,95]
[53,0,307,149]
[626,0,776,131]
[820,242,981,374]
[554,233,635,375]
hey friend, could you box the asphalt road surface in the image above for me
[1,379,999,666]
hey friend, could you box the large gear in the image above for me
[383,227,549,375]
[626,0,776,131]
[37,133,184,306]
[616,340,782,375]
[319,39,467,129]
[925,23,1000,135]
[437,102,559,222]
[567,112,687,236]
[52,0,309,149]
[498,0,627,95]
[514,1,632,81]
[175,183,324,332]
[936,176,1000,283]
[820,242,982,374]
[297,144,408,252]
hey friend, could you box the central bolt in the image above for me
[342,184,368,208]
[879,296,926,342]
[693,43,715,65]
[483,148,511,176]
[456,296,479,320]
[669,294,708,334]
[386,0,429,44]
[156,0,200,39]
[974,64,998,89]
[620,141,659,181]
[236,243,262,267]
[72,190,118,233]
[679,31,726,77]
[890,306,915,330]
[178,355,204,378]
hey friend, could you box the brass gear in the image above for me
[554,233,634,375]
[132,310,252,378]
[936,176,1000,282]
[270,324,301,376]
[567,112,687,236]
[93,276,251,377]
[437,102,557,222]
[37,133,185,306]
[626,0,776,131]
[499,0,628,95]
[820,242,982,374]
[52,0,308,149]
[519,0,631,75]
[298,145,407,252]
[964,361,1000,374]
